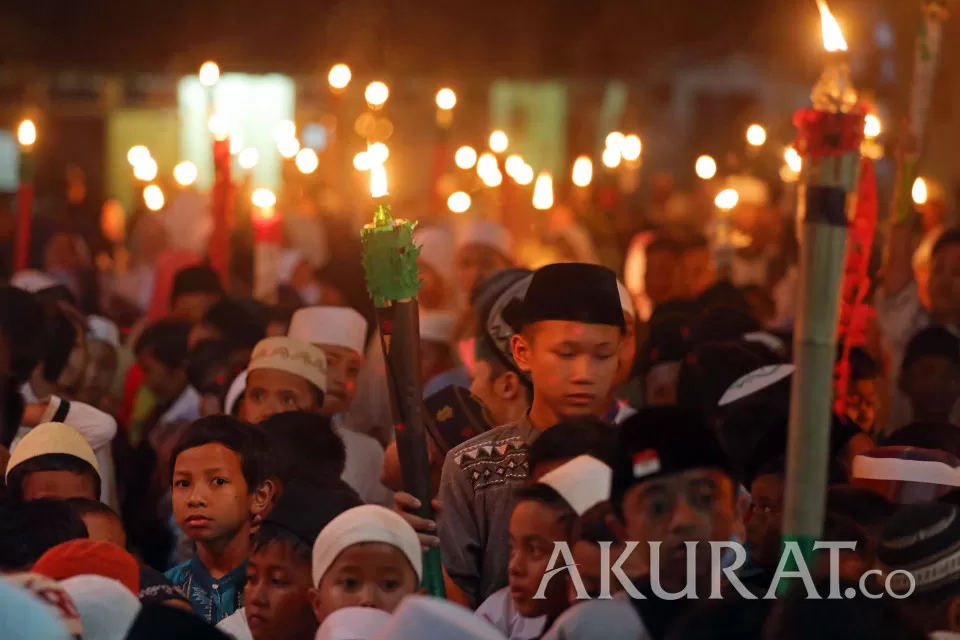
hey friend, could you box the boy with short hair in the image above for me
[842,347,880,433]
[438,262,626,606]
[309,505,422,626]
[242,337,328,425]
[898,325,960,424]
[170,265,224,324]
[5,421,101,502]
[165,415,272,623]
[135,319,201,428]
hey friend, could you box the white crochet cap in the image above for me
[61,575,140,640]
[11,270,57,293]
[419,310,457,345]
[7,422,100,481]
[0,578,72,640]
[537,455,612,516]
[414,227,455,279]
[616,280,635,320]
[373,596,506,640]
[289,306,368,355]
[315,607,391,640]
[455,220,513,257]
[717,364,795,407]
[225,370,248,415]
[249,337,328,395]
[87,315,120,348]
[312,505,422,586]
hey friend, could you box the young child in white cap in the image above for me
[309,505,421,626]
[286,306,392,506]
[241,337,328,425]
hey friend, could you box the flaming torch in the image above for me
[360,164,445,597]
[781,0,865,575]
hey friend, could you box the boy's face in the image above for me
[746,473,784,572]
[513,321,621,420]
[678,248,715,299]
[318,345,362,416]
[138,350,186,401]
[900,355,960,421]
[617,469,739,591]
[844,378,877,433]
[245,541,317,640]
[22,470,98,501]
[80,512,127,548]
[645,249,677,305]
[172,443,252,545]
[929,244,960,320]
[245,369,322,424]
[508,500,570,618]
[455,245,510,298]
[171,292,220,325]
[309,542,418,625]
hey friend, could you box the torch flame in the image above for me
[370,163,388,198]
[817,0,847,52]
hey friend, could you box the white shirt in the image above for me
[158,386,202,426]
[334,415,394,507]
[216,608,253,640]
[475,587,546,640]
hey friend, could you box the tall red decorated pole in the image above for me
[200,61,232,288]
[780,0,865,576]
[251,188,282,303]
[14,119,37,271]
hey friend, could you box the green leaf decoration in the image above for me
[361,203,422,307]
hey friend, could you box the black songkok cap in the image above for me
[504,263,625,333]
[879,502,960,595]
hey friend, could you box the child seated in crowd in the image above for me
[5,421,102,502]
[242,337,328,425]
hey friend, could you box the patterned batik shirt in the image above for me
[438,416,540,608]
[165,555,246,624]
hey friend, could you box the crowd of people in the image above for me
[0,170,959,640]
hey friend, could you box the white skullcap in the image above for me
[455,220,513,257]
[277,250,309,285]
[87,315,120,348]
[741,331,786,356]
[7,422,100,481]
[0,578,72,640]
[717,364,795,407]
[61,575,140,640]
[616,280,635,320]
[419,310,457,345]
[290,306,368,355]
[315,607,391,640]
[11,269,57,293]
[414,227,455,279]
[726,175,769,206]
[225,370,248,415]
[537,455,612,516]
[312,505,422,586]
[249,337,328,394]
[5,573,83,638]
[374,596,506,640]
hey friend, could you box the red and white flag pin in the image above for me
[632,449,661,479]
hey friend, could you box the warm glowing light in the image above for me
[295,148,319,174]
[173,161,198,187]
[481,169,503,188]
[208,113,229,140]
[238,148,259,170]
[477,152,499,179]
[127,145,150,167]
[17,120,36,147]
[746,124,767,147]
[228,134,243,156]
[715,188,739,211]
[489,131,508,153]
[252,188,277,209]
[864,114,881,139]
[913,177,928,205]
[368,142,389,165]
[605,132,624,151]
[532,172,554,210]
[143,185,165,211]
[572,156,593,187]
[447,191,471,214]
[199,61,220,87]
[436,88,457,110]
[504,155,525,179]
[602,146,622,169]
[133,157,158,182]
[277,137,300,159]
[514,164,534,186]
[455,146,477,170]
[784,148,802,173]
[353,152,372,171]
[695,155,717,180]
[328,64,352,90]
[817,0,848,52]
[621,135,642,162]
[276,120,296,142]
[365,81,389,108]
[370,163,388,197]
